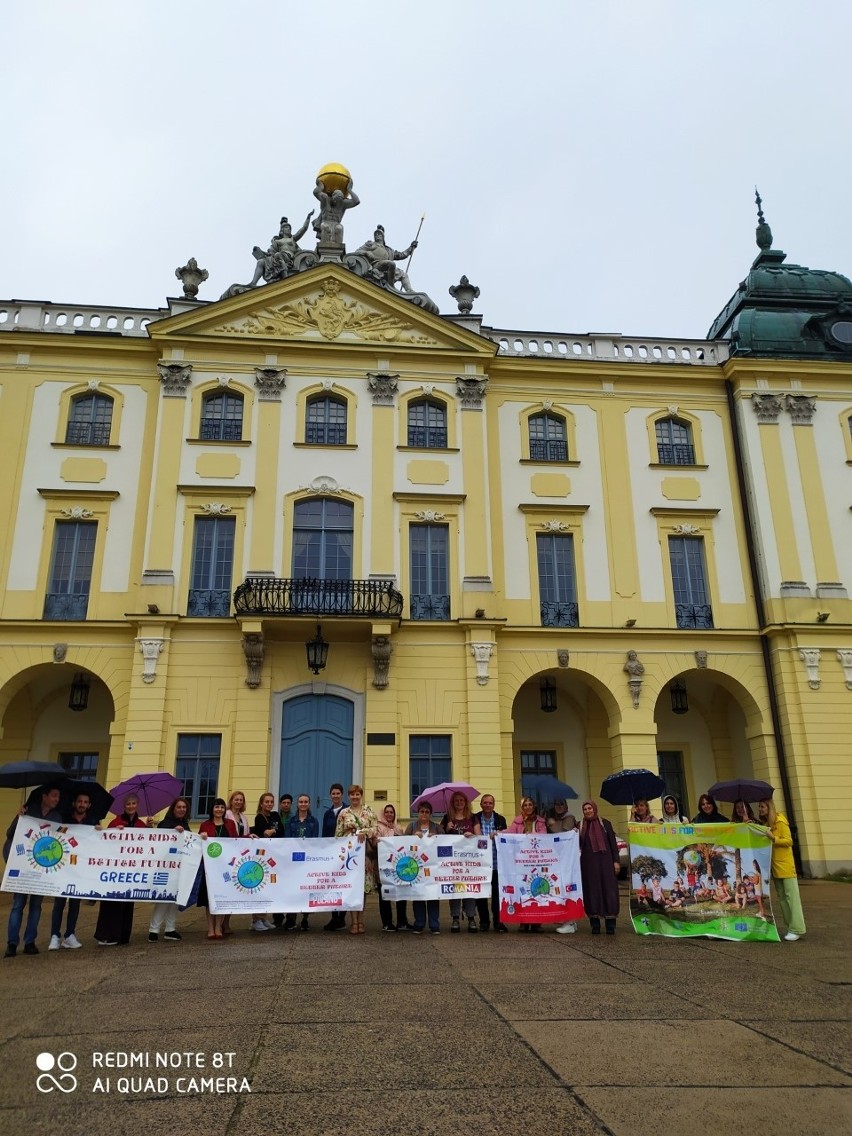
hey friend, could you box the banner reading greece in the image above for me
[378,835,492,901]
[1,817,202,906]
[495,832,584,924]
[204,836,366,914]
[628,822,780,942]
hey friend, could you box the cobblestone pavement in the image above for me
[0,880,849,1136]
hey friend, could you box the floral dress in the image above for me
[336,805,379,893]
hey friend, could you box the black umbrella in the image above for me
[0,761,70,790]
[524,774,579,801]
[57,779,114,823]
[707,778,774,804]
[600,768,666,805]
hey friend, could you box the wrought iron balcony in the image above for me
[43,593,89,620]
[188,588,232,617]
[407,426,448,449]
[540,601,580,628]
[199,418,243,442]
[529,439,568,462]
[675,603,714,629]
[233,576,404,619]
[410,594,451,621]
[64,421,112,446]
[657,442,696,465]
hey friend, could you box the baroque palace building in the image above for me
[1,168,850,874]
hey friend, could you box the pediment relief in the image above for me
[208,276,440,346]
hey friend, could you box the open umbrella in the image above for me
[0,760,70,790]
[600,768,666,805]
[411,781,479,814]
[524,774,579,801]
[57,779,114,823]
[108,771,183,818]
[707,778,774,804]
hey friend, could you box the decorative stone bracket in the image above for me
[751,393,784,423]
[242,632,264,688]
[836,649,852,690]
[138,638,165,683]
[456,376,487,409]
[367,372,399,406]
[254,366,287,401]
[785,394,816,425]
[798,648,821,690]
[371,635,392,688]
[157,360,193,397]
[694,649,708,669]
[470,641,494,685]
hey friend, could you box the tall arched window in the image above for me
[306,395,347,445]
[200,390,244,441]
[292,498,353,580]
[65,392,113,446]
[655,417,695,465]
[528,413,567,462]
[407,399,447,448]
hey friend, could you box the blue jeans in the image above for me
[7,892,43,946]
[50,897,81,938]
[413,900,439,931]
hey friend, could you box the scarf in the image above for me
[581,800,607,853]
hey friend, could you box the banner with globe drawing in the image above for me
[203,836,366,914]
[628,822,780,941]
[494,832,584,925]
[1,817,202,906]
[378,835,492,901]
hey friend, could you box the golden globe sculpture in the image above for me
[316,162,352,195]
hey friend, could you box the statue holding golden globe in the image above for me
[313,162,360,249]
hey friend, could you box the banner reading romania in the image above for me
[628,822,780,941]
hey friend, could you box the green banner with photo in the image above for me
[628,823,780,942]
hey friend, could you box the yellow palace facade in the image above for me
[0,178,850,874]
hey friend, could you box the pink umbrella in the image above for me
[411,781,480,815]
[108,771,183,818]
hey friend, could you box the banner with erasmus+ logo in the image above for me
[1,818,202,906]
[203,836,366,914]
[378,834,492,901]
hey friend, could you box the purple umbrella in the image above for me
[707,778,774,804]
[411,781,480,815]
[108,771,183,818]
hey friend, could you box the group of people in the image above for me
[4,781,806,954]
[628,791,806,940]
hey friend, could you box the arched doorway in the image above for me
[279,691,355,815]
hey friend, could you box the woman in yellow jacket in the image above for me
[757,798,806,941]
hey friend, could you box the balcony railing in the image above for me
[44,593,89,620]
[407,426,448,449]
[233,577,404,619]
[529,438,568,462]
[410,593,451,621]
[65,421,112,446]
[540,601,579,628]
[675,603,714,629]
[188,589,232,617]
[657,443,696,465]
[199,418,243,442]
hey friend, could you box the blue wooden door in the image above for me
[280,694,354,816]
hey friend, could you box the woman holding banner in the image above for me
[199,799,237,940]
[758,798,806,941]
[94,794,151,947]
[579,800,620,935]
[442,792,482,933]
[405,802,441,934]
[375,804,410,932]
[335,785,378,935]
[508,798,547,933]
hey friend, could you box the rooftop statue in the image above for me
[354,225,418,294]
[312,170,360,249]
[249,212,314,286]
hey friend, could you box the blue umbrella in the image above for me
[600,768,665,805]
[524,774,578,801]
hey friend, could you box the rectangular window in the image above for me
[175,734,221,819]
[536,532,579,627]
[668,536,713,628]
[409,735,452,805]
[43,520,97,620]
[657,750,689,817]
[188,516,235,617]
[58,751,100,780]
[410,523,450,620]
[520,750,556,803]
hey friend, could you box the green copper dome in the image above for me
[708,197,852,359]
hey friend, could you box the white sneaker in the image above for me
[556,921,577,934]
[62,933,83,949]
[251,920,269,932]
[784,931,802,941]
[48,934,62,951]
[261,920,276,930]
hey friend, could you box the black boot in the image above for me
[605,917,616,935]
[590,917,601,935]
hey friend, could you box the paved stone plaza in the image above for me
[0,880,849,1136]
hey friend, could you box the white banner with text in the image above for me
[378,834,493,901]
[495,831,584,924]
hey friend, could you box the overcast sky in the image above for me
[2,1,850,339]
